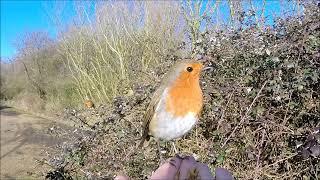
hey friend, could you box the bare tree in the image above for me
[14,31,54,100]
[180,0,220,55]
[57,1,183,103]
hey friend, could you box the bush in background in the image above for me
[1,1,186,113]
[59,1,185,104]
[45,2,319,179]
[1,0,318,179]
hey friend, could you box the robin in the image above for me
[139,59,209,153]
[84,99,95,109]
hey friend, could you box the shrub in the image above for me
[46,2,319,179]
[58,1,185,104]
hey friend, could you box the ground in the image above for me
[0,106,71,179]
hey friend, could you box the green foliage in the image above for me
[1,62,28,100]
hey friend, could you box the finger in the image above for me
[215,168,234,180]
[178,156,197,179]
[196,163,214,179]
[114,175,130,180]
[150,155,183,180]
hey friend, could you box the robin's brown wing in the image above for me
[138,86,164,148]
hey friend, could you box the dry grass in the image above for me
[1,2,185,112]
[59,1,184,104]
[1,1,318,179]
[45,3,319,179]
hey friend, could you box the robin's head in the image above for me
[164,60,206,116]
[167,60,204,86]
[181,60,204,75]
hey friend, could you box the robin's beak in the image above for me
[197,58,213,71]
[203,66,213,71]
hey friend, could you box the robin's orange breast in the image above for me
[148,72,203,140]
[165,73,203,117]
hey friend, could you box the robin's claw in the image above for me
[175,154,183,159]
[169,159,177,168]
[187,168,200,180]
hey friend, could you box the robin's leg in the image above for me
[157,140,164,163]
[171,141,179,154]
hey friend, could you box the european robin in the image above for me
[139,59,208,151]
[84,99,95,109]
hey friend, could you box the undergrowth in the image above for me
[46,3,319,180]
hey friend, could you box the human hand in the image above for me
[150,155,213,179]
[115,155,233,180]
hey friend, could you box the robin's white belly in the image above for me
[149,110,198,140]
[149,88,198,140]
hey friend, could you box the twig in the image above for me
[216,89,235,131]
[263,153,297,168]
[221,80,268,148]
[282,91,292,127]
[255,129,266,178]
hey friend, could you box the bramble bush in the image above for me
[46,2,319,180]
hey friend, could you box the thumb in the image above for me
[215,168,234,180]
[114,175,130,180]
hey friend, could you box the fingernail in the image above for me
[115,175,130,180]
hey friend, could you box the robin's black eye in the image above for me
[187,67,193,72]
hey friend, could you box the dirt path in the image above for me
[0,107,71,179]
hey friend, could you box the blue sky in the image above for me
[1,1,302,61]
[0,0,78,60]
